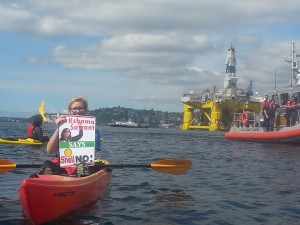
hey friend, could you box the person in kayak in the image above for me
[39,96,101,176]
[27,115,49,142]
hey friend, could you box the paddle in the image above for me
[0,158,191,175]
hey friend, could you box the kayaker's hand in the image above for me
[55,115,67,127]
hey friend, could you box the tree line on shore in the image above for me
[0,106,183,128]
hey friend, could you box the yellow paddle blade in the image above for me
[151,158,192,174]
[0,159,16,174]
[38,100,48,122]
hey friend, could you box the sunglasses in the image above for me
[70,107,85,112]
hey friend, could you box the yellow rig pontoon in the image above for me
[180,45,262,131]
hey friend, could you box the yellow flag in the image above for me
[38,101,48,122]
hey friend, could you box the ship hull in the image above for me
[225,124,300,145]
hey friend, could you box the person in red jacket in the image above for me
[27,115,49,142]
[263,99,278,131]
[261,95,270,127]
[285,96,297,127]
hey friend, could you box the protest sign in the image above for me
[58,115,96,167]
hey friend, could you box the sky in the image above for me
[1,0,300,117]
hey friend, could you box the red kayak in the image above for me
[18,168,112,224]
[0,158,191,224]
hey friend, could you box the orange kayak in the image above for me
[18,168,112,224]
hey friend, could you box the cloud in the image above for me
[1,1,299,36]
[1,0,300,114]
[50,33,214,86]
[130,95,179,104]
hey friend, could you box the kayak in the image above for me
[0,158,191,224]
[18,166,112,224]
[0,138,45,145]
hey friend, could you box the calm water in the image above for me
[0,122,300,225]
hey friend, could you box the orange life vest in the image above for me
[240,112,248,126]
[27,124,35,138]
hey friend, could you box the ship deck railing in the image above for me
[232,110,300,128]
[232,112,258,128]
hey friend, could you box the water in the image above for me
[0,122,300,225]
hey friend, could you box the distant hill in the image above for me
[89,106,182,128]
[0,107,183,128]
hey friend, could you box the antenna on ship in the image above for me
[285,41,300,86]
[274,69,278,91]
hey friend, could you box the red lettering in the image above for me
[60,156,75,164]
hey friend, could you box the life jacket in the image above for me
[240,111,248,126]
[287,100,296,112]
[265,104,277,117]
[287,100,296,106]
[50,157,77,175]
[261,100,270,116]
[270,104,277,111]
[27,124,35,138]
[261,100,270,108]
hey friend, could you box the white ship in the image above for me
[109,120,149,128]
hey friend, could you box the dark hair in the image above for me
[32,115,43,126]
[60,128,71,141]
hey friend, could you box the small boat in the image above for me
[109,120,149,128]
[18,167,112,224]
[225,41,300,145]
[224,112,300,144]
[0,137,45,145]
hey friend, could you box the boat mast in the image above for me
[285,41,300,86]
[274,69,277,91]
